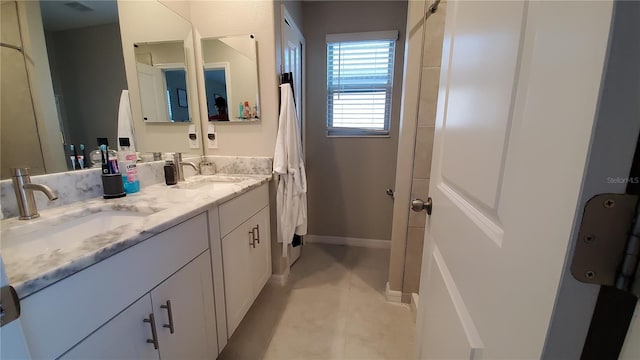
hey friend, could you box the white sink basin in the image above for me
[1,206,161,256]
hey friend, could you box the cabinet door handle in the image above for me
[143,313,159,349]
[249,228,256,248]
[254,224,260,244]
[160,300,175,334]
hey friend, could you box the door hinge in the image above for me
[571,193,640,297]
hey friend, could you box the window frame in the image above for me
[325,30,398,138]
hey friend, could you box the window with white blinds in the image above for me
[326,31,398,137]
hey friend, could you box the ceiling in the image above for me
[39,0,118,32]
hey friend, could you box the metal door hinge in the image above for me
[0,285,21,327]
[571,193,640,296]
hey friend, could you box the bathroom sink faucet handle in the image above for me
[11,167,58,220]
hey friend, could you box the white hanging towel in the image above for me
[274,83,307,256]
[117,90,136,151]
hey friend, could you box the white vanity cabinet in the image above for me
[19,213,217,360]
[61,252,216,360]
[218,183,271,336]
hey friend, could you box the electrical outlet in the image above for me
[207,124,218,149]
[188,125,199,149]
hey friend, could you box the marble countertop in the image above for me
[0,174,271,299]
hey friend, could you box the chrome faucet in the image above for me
[172,153,199,182]
[11,167,58,220]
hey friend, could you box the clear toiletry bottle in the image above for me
[90,138,117,168]
[118,138,140,194]
[243,101,251,119]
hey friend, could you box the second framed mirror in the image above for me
[200,35,260,123]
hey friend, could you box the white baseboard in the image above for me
[385,282,403,303]
[306,235,391,249]
[269,265,290,286]
[410,293,419,322]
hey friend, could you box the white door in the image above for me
[415,1,614,358]
[61,295,159,360]
[281,7,305,266]
[136,63,168,123]
[150,252,217,359]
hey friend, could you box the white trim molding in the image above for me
[410,293,419,322]
[305,235,391,249]
[269,265,290,286]
[385,282,403,303]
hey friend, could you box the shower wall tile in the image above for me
[418,67,441,127]
[422,2,447,67]
[412,126,435,179]
[403,226,426,294]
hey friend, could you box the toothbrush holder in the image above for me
[101,174,126,199]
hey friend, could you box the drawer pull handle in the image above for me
[143,313,159,349]
[249,228,256,248]
[254,224,260,244]
[160,300,175,334]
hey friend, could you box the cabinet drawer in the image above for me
[219,183,269,237]
[21,213,208,360]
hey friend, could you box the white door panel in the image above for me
[418,243,482,360]
[440,0,525,209]
[417,0,614,358]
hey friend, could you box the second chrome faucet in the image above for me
[172,153,199,182]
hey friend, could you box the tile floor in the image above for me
[219,243,416,360]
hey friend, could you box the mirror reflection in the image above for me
[201,35,260,122]
[134,41,191,123]
[0,0,204,180]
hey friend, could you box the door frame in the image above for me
[387,0,428,301]
[542,1,640,357]
[203,62,232,118]
[280,5,305,158]
[280,4,306,267]
[155,62,189,122]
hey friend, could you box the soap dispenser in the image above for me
[164,154,178,186]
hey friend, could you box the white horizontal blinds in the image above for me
[326,31,397,135]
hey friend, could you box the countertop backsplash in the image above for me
[204,155,273,175]
[0,156,273,220]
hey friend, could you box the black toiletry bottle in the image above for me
[164,160,177,185]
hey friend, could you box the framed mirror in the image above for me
[200,35,260,123]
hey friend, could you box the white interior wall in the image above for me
[190,1,278,157]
